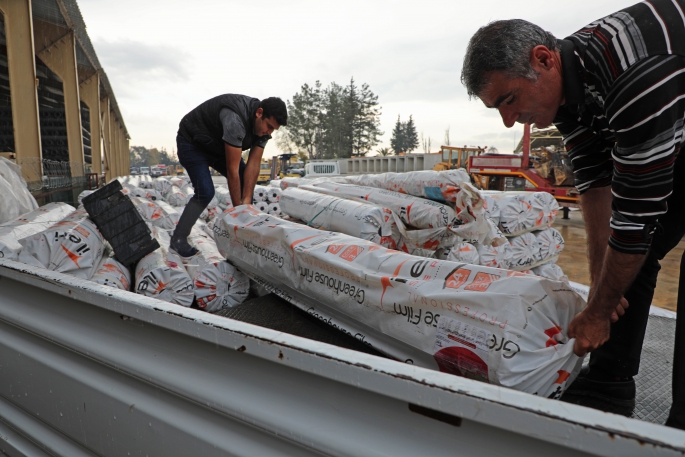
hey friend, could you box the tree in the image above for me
[129,145,178,167]
[403,116,418,153]
[390,115,405,154]
[349,79,383,157]
[282,81,324,159]
[421,132,432,154]
[284,78,383,160]
[376,147,391,156]
[444,127,451,146]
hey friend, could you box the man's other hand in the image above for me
[568,308,611,357]
[610,296,629,323]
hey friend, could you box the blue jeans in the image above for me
[176,134,244,206]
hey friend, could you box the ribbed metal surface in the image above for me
[31,0,67,27]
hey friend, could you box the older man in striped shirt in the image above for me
[462,0,685,428]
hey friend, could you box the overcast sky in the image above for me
[78,0,630,158]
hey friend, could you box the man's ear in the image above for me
[255,107,264,119]
[530,45,555,70]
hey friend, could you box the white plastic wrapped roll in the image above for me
[139,174,153,189]
[477,241,512,269]
[214,186,233,209]
[123,184,162,201]
[135,226,194,307]
[484,191,559,236]
[267,202,281,215]
[154,177,172,195]
[253,186,268,202]
[535,227,565,262]
[267,187,281,203]
[0,156,39,224]
[506,232,541,270]
[170,177,184,188]
[185,229,249,312]
[153,200,182,230]
[18,208,105,279]
[165,186,187,206]
[213,207,586,397]
[0,202,75,261]
[302,182,456,229]
[332,169,471,204]
[91,253,131,291]
[435,242,480,265]
[78,190,94,205]
[269,180,282,188]
[533,262,568,282]
[280,187,394,245]
[130,197,180,231]
[254,201,269,213]
[127,175,141,188]
[483,196,501,228]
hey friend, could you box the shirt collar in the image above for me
[558,39,584,112]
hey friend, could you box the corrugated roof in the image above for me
[32,0,129,139]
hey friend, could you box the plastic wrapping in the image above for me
[91,251,131,291]
[0,157,39,224]
[484,191,559,236]
[253,186,268,202]
[254,201,269,213]
[267,202,281,215]
[18,208,105,279]
[0,202,76,261]
[280,188,395,246]
[185,229,250,312]
[267,187,281,203]
[533,262,568,282]
[165,186,188,206]
[331,169,471,204]
[153,177,173,195]
[483,196,501,228]
[134,226,194,307]
[506,232,541,271]
[302,182,456,229]
[535,227,565,262]
[435,242,480,265]
[213,206,585,397]
[477,241,513,269]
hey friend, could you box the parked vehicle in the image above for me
[304,161,340,178]
[140,166,150,175]
[130,167,140,175]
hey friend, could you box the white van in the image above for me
[304,161,340,177]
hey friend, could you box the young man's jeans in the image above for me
[176,134,245,206]
[588,151,685,426]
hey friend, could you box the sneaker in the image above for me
[561,367,636,417]
[169,237,198,258]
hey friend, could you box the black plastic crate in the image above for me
[82,180,159,266]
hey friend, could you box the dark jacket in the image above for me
[178,94,267,158]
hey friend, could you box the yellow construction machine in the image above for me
[433,146,485,171]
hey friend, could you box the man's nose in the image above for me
[499,107,518,128]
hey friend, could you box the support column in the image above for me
[125,136,130,173]
[100,96,113,182]
[38,30,83,178]
[79,73,101,175]
[0,0,42,186]
[110,111,119,178]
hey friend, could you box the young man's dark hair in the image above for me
[260,97,288,127]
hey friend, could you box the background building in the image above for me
[0,0,128,203]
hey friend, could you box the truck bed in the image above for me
[0,258,683,456]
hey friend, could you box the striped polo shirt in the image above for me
[553,0,685,254]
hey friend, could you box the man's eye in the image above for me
[507,96,515,105]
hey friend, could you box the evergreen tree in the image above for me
[390,115,405,154]
[282,81,324,159]
[403,115,419,153]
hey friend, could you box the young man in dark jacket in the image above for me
[171,94,287,257]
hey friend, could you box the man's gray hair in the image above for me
[461,19,559,98]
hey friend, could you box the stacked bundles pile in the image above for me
[185,228,250,311]
[165,186,188,207]
[0,203,75,261]
[18,208,105,279]
[477,191,566,277]
[213,206,585,397]
[214,187,234,210]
